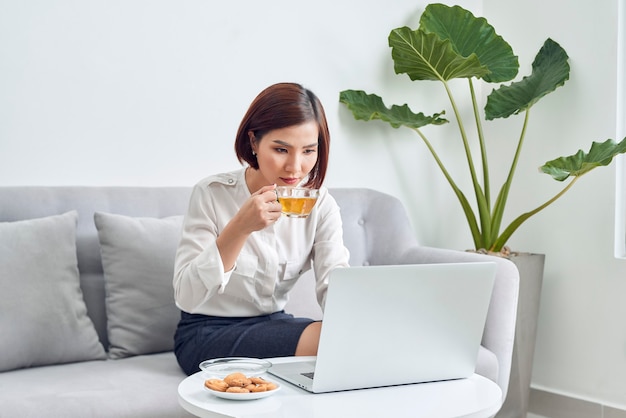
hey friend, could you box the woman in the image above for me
[173,82,350,375]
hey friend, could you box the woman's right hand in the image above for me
[235,184,282,233]
[216,184,282,272]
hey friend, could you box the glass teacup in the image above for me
[275,187,320,218]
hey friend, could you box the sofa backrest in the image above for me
[329,188,419,266]
[0,187,192,348]
[0,186,418,349]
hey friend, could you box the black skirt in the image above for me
[174,310,315,375]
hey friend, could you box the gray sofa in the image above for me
[0,186,519,418]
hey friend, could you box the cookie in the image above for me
[224,372,252,387]
[250,376,269,385]
[249,384,267,392]
[226,386,250,393]
[204,379,229,392]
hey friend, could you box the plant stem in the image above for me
[490,108,531,246]
[442,80,491,243]
[469,79,490,210]
[413,127,483,248]
[490,176,580,252]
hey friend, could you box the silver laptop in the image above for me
[268,262,496,393]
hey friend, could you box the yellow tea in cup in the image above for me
[275,187,320,218]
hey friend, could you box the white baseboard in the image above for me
[529,388,626,418]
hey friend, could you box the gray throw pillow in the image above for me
[94,212,183,359]
[0,211,106,372]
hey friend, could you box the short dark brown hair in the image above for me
[234,82,330,189]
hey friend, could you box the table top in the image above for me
[178,356,502,418]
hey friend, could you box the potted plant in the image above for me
[338,3,626,417]
[340,3,626,254]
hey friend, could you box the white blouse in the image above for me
[173,168,350,317]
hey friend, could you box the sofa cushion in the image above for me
[94,212,183,359]
[0,352,190,417]
[0,211,106,372]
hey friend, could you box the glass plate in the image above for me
[199,357,272,379]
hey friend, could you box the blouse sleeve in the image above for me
[172,183,233,313]
[311,192,350,310]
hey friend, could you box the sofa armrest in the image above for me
[397,245,519,402]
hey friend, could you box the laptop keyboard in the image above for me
[301,372,315,380]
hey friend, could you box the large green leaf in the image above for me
[418,3,518,83]
[485,38,570,120]
[540,137,626,181]
[339,90,447,129]
[389,27,490,82]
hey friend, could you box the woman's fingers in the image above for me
[255,185,281,211]
[242,185,282,228]
[254,184,277,198]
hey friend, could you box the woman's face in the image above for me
[249,121,319,190]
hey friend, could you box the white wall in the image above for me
[1,0,624,409]
[614,0,626,260]
[0,0,464,191]
[484,0,625,409]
